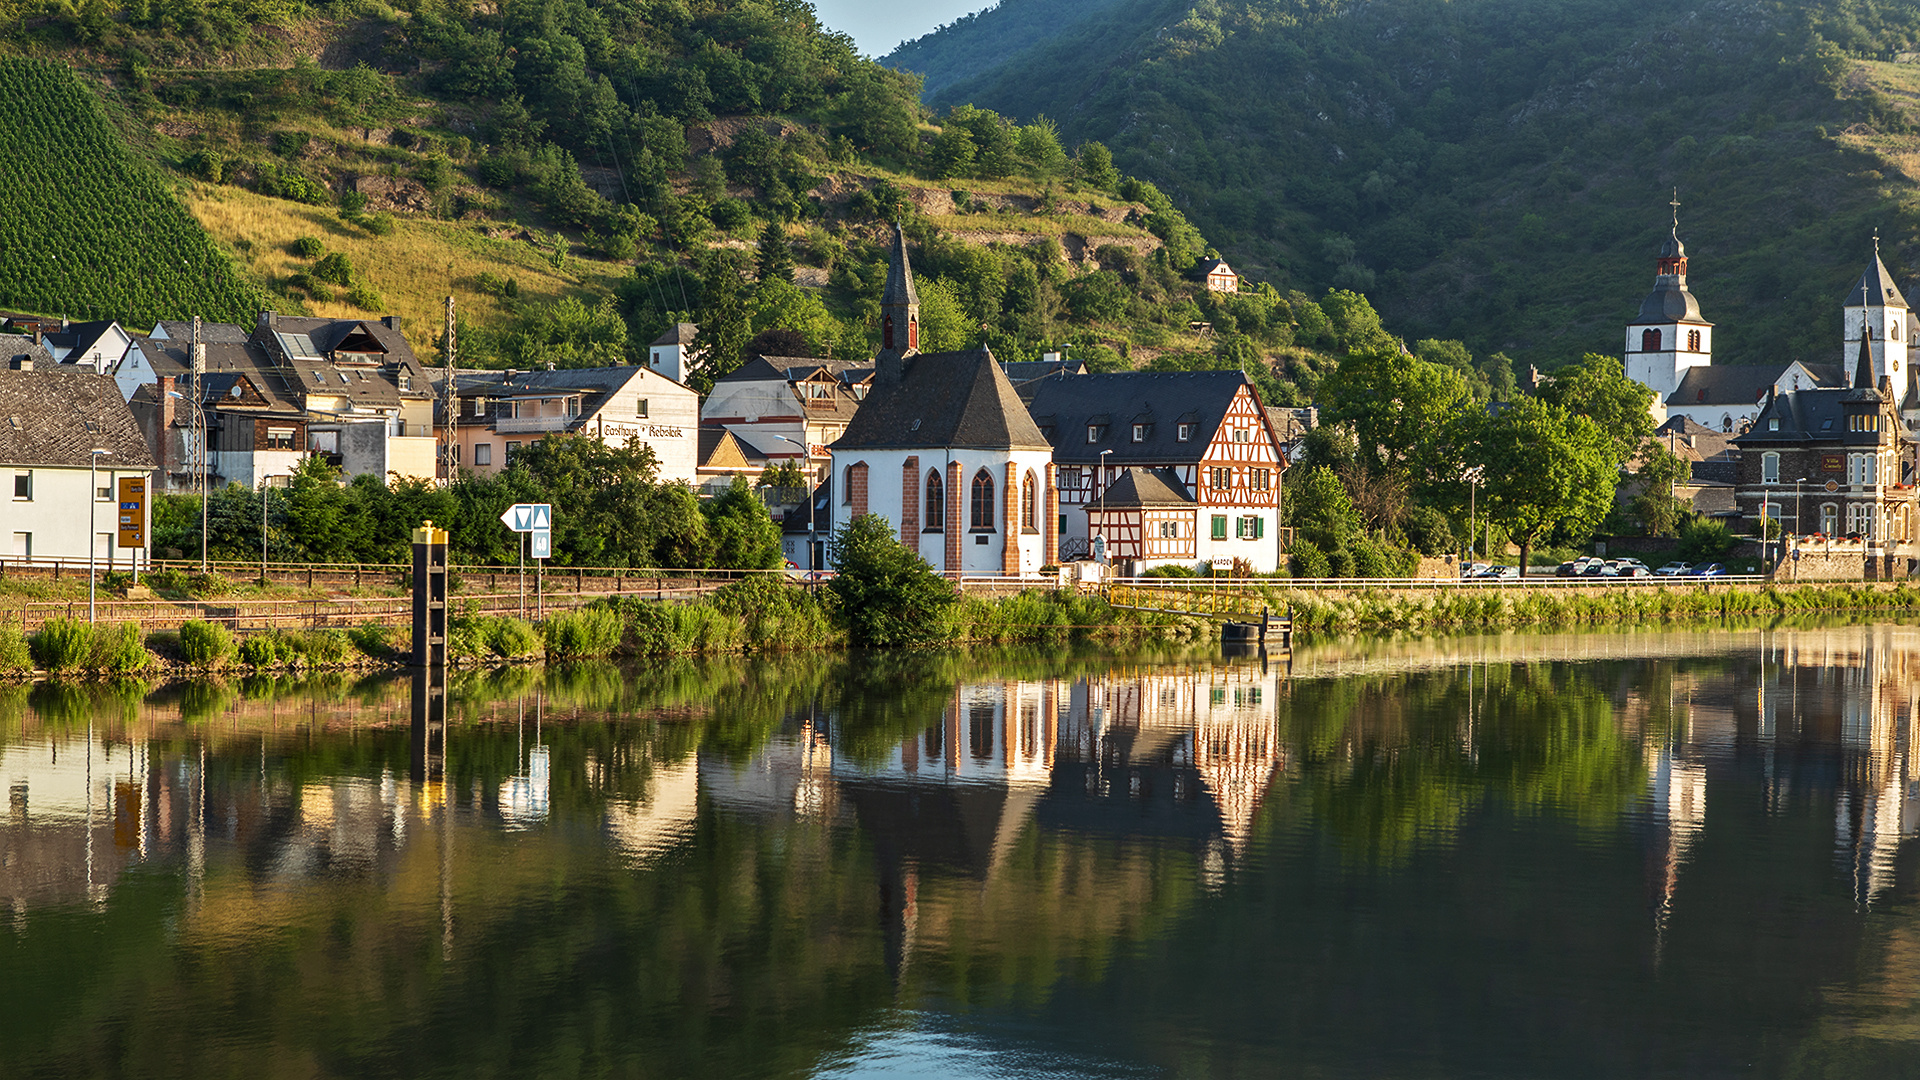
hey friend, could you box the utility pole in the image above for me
[443,295,457,485]
[192,316,207,573]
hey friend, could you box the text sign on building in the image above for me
[498,503,552,533]
[1822,454,1844,472]
[116,477,146,549]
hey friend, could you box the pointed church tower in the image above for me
[1625,194,1712,410]
[1842,234,1909,389]
[876,222,920,370]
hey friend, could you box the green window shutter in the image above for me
[1212,515,1228,540]
[1254,517,1265,539]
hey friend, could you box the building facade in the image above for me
[0,368,154,566]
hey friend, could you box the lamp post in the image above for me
[1097,448,1113,564]
[769,433,813,571]
[1463,465,1484,562]
[87,448,111,624]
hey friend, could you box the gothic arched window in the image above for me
[1642,328,1662,352]
[1687,329,1701,351]
[971,468,996,531]
[882,314,895,351]
[925,470,944,531]
[1022,471,1038,530]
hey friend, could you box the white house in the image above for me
[45,320,136,375]
[0,367,154,567]
[448,365,702,483]
[829,346,1056,578]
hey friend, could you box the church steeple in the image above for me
[878,222,920,367]
[1625,193,1711,411]
[1844,231,1910,389]
[1657,189,1688,277]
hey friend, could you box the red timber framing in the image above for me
[900,456,919,545]
[1002,461,1020,574]
[1197,385,1281,509]
[945,460,963,578]
[1087,506,1146,561]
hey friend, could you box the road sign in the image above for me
[116,477,146,548]
[530,528,551,560]
[499,502,552,533]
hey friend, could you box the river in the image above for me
[3,625,1918,1077]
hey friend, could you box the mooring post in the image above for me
[411,520,449,669]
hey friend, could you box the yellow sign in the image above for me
[116,477,146,549]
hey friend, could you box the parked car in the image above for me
[1476,564,1521,579]
[1614,558,1649,572]
[1556,557,1600,577]
[1615,564,1652,578]
[1580,561,1619,577]
[1691,563,1727,577]
[1655,561,1693,576]
[1460,561,1492,578]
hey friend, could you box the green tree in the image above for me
[755,220,794,283]
[1073,141,1119,190]
[1288,466,1363,553]
[1534,353,1654,466]
[1629,443,1692,537]
[702,477,782,570]
[1319,344,1472,485]
[1468,398,1618,571]
[828,514,956,647]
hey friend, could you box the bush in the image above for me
[91,623,152,674]
[179,619,235,666]
[1289,539,1331,578]
[449,615,542,660]
[290,628,349,664]
[30,618,93,673]
[1142,564,1199,578]
[0,626,30,674]
[1678,519,1738,563]
[827,514,957,647]
[238,632,297,669]
[348,621,397,658]
[709,577,839,650]
[542,606,623,658]
[291,235,325,258]
[146,568,190,595]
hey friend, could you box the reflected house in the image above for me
[603,757,699,866]
[0,737,156,909]
[700,718,837,820]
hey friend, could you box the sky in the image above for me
[812,0,993,58]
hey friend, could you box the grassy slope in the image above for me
[897,0,1920,371]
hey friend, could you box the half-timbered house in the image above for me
[1024,370,1285,572]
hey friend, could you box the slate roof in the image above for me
[1634,275,1706,324]
[1000,358,1088,386]
[1666,365,1779,408]
[834,347,1049,452]
[881,222,918,307]
[453,366,652,432]
[1849,251,1909,310]
[130,339,305,418]
[650,322,700,347]
[0,334,55,368]
[254,315,429,392]
[153,320,250,344]
[44,320,121,358]
[0,370,154,468]
[1098,467,1193,507]
[1197,257,1236,279]
[1025,370,1259,466]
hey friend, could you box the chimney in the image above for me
[260,310,278,333]
[1881,374,1894,395]
[503,368,517,384]
[382,315,403,331]
[9,355,31,371]
[28,328,40,345]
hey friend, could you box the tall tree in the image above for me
[1318,343,1472,486]
[1468,399,1618,572]
[1534,353,1655,466]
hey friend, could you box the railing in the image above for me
[492,415,577,433]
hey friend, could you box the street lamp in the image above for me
[768,433,814,570]
[1463,465,1484,562]
[1097,448,1113,564]
[87,448,111,624]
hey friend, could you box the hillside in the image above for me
[0,0,1358,399]
[0,57,263,326]
[888,0,1920,372]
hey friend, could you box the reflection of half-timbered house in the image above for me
[1025,370,1285,571]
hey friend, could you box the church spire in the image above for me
[1657,190,1688,277]
[1855,323,1876,391]
[877,222,920,368]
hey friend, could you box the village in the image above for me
[0,217,1915,585]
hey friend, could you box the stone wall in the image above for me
[1415,555,1457,579]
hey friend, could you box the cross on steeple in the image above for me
[1670,188,1681,233]
[1874,227,1881,255]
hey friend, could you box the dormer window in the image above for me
[311,370,324,384]
[1177,423,1193,442]
[1769,418,1779,431]
[1087,424,1107,443]
[471,397,488,418]
[1132,423,1149,442]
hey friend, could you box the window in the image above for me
[636,398,649,418]
[1177,423,1194,442]
[1159,521,1180,538]
[1768,418,1779,431]
[883,313,896,351]
[1237,516,1265,540]
[1132,423,1148,442]
[1210,467,1232,490]
[1762,452,1780,484]
[474,444,492,466]
[12,472,28,500]
[566,398,581,417]
[311,370,324,384]
[96,480,111,500]
[842,465,854,504]
[1821,503,1839,536]
[338,371,351,385]
[971,469,996,531]
[1896,320,1904,343]
[399,373,412,391]
[1023,471,1038,530]
[1849,413,1879,432]
[1087,424,1107,443]
[1060,469,1081,491]
[10,533,28,559]
[1848,503,1872,536]
[1642,328,1662,352]
[1232,428,1250,443]
[1211,515,1228,540]
[1250,468,1271,492]
[925,470,945,530]
[266,426,295,450]
[505,441,522,464]
[1687,329,1702,351]
[471,397,488,418]
[1848,453,1879,485]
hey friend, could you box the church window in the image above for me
[1894,320,1903,342]
[1642,328,1662,352]
[1687,329,1701,351]
[908,316,918,350]
[1762,452,1780,484]
[1697,389,1707,403]
[1023,471,1038,530]
[970,469,996,531]
[925,470,944,531]
[882,314,895,351]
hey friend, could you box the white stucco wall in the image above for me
[0,465,147,565]
[828,446,1054,577]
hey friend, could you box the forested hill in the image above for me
[887,0,1920,370]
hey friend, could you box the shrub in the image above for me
[449,615,542,660]
[30,618,93,674]
[542,606,623,658]
[827,514,957,647]
[291,235,325,258]
[1289,539,1331,578]
[0,626,30,673]
[312,251,354,286]
[189,572,236,597]
[238,632,297,669]
[347,621,396,658]
[1143,564,1199,578]
[146,568,190,595]
[91,623,152,674]
[291,628,349,664]
[179,619,235,666]
[1678,519,1738,563]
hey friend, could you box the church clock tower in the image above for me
[1842,233,1909,389]
[1624,194,1712,413]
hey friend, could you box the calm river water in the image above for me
[5,626,1920,1077]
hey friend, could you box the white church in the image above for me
[1625,214,1913,431]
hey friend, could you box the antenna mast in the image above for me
[443,295,457,484]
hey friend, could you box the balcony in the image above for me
[494,414,576,434]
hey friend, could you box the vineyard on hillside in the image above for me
[0,58,261,327]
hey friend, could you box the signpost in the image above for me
[499,503,552,618]
[116,476,146,582]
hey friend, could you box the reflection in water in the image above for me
[7,629,1920,1075]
